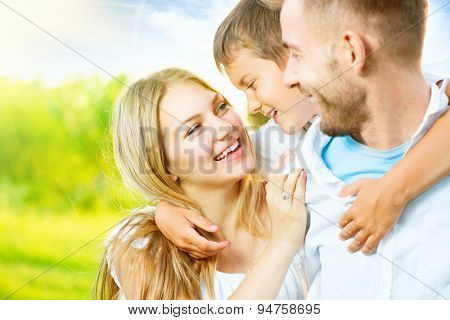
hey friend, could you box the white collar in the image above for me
[407,79,449,150]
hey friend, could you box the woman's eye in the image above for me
[187,124,201,136]
[216,102,230,114]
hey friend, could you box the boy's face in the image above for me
[225,48,318,135]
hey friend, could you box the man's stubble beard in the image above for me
[313,61,370,137]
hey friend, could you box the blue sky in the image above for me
[0,0,449,114]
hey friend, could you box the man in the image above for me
[276,0,449,299]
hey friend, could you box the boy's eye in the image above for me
[247,80,256,90]
[187,123,201,136]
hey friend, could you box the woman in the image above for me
[95,68,308,299]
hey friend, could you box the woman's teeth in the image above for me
[214,140,240,161]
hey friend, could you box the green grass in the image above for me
[0,76,146,299]
[0,208,124,299]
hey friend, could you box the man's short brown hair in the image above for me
[277,0,427,65]
[213,0,286,72]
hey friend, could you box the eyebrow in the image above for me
[175,92,223,133]
[176,113,202,133]
[282,41,301,52]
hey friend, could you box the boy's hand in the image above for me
[155,201,230,259]
[337,179,407,255]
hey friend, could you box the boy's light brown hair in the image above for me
[213,0,286,72]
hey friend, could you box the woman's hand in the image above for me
[155,201,230,259]
[338,178,407,255]
[228,164,307,300]
[265,165,308,253]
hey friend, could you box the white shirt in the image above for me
[301,81,450,299]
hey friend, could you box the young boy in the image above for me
[154,0,450,259]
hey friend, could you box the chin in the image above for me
[215,145,255,183]
[228,155,255,180]
[280,122,302,135]
[319,119,349,137]
[214,167,254,188]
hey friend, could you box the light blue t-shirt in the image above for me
[321,135,410,184]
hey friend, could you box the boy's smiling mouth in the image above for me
[266,109,279,123]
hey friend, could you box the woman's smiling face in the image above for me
[159,82,255,188]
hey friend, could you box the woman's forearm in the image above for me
[228,241,299,300]
[383,110,450,204]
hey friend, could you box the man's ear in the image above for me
[341,30,367,75]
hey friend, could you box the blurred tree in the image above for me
[0,76,141,214]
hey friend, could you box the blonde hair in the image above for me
[213,0,287,73]
[94,68,267,299]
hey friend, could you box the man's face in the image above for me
[280,0,369,136]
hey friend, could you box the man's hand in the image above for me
[155,201,230,259]
[338,179,407,255]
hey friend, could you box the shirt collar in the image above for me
[407,79,449,151]
[302,80,449,188]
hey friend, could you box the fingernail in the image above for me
[211,225,218,231]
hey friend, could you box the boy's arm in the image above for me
[155,201,230,259]
[338,109,450,254]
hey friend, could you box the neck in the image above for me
[181,181,241,238]
[355,65,430,150]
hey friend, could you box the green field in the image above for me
[0,208,121,299]
[0,76,141,299]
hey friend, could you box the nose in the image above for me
[212,116,234,142]
[246,92,262,114]
[284,54,301,90]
